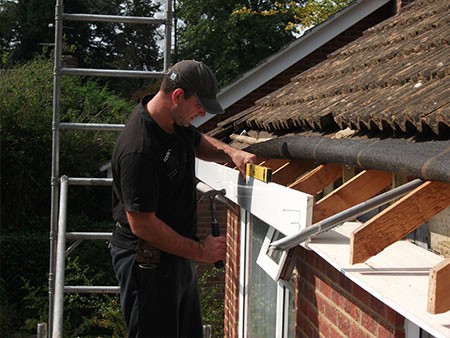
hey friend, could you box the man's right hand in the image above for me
[198,235,226,264]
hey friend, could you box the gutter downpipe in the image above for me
[270,178,424,252]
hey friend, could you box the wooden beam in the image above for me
[271,160,314,186]
[288,163,342,195]
[312,170,392,223]
[259,158,290,171]
[350,181,450,264]
[428,258,450,314]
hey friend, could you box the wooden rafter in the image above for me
[259,158,290,171]
[312,170,392,223]
[288,163,342,195]
[350,181,450,264]
[271,160,314,186]
[428,258,450,314]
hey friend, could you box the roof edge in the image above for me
[194,0,392,128]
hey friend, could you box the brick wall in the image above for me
[224,206,241,338]
[295,246,406,337]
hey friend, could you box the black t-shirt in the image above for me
[111,95,202,240]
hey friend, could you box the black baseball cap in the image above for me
[166,60,224,115]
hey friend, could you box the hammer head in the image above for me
[197,181,226,200]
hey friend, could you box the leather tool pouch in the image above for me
[135,239,160,269]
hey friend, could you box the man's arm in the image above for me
[126,210,226,264]
[195,133,256,176]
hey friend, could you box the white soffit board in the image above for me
[194,0,391,127]
[195,159,313,235]
[309,222,449,338]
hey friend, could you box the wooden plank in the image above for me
[223,156,266,168]
[259,158,289,171]
[350,181,450,264]
[312,170,392,223]
[271,160,315,186]
[288,163,342,195]
[428,258,450,314]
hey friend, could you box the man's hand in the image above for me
[196,134,257,177]
[228,148,256,178]
[197,235,227,264]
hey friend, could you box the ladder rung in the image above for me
[66,232,112,240]
[60,67,164,78]
[60,122,124,131]
[64,286,120,294]
[63,13,166,25]
[67,177,112,186]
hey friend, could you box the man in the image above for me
[110,60,256,337]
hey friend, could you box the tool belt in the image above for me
[111,222,160,268]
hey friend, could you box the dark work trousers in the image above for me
[110,245,203,338]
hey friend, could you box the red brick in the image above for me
[360,309,379,335]
[377,321,397,338]
[370,296,387,318]
[336,311,352,337]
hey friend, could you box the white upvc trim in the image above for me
[308,222,449,338]
[195,159,313,235]
[276,282,286,338]
[405,320,421,338]
[238,207,249,338]
[256,227,289,281]
[194,0,391,127]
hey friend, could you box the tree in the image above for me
[175,0,352,86]
[175,0,297,86]
[0,57,134,228]
[0,0,163,73]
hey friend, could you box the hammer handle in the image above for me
[211,220,224,269]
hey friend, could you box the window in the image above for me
[240,214,295,338]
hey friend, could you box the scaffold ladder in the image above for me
[49,1,173,337]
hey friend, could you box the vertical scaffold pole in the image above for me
[49,0,64,336]
[164,0,173,71]
[52,176,69,338]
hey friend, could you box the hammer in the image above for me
[197,182,226,269]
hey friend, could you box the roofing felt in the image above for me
[215,0,450,137]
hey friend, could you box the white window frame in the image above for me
[196,159,312,338]
[240,212,296,338]
[195,159,313,282]
[256,226,289,281]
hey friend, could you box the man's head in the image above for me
[161,60,224,115]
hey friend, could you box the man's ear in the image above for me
[172,88,184,104]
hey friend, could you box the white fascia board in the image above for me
[194,0,391,128]
[195,159,313,235]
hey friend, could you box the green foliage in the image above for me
[198,267,225,338]
[175,0,352,86]
[62,256,125,337]
[0,57,134,228]
[0,0,162,71]
[0,226,49,336]
[176,0,296,86]
[232,0,353,33]
[0,217,125,337]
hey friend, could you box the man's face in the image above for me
[172,90,206,127]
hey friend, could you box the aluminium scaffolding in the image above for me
[49,1,173,336]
